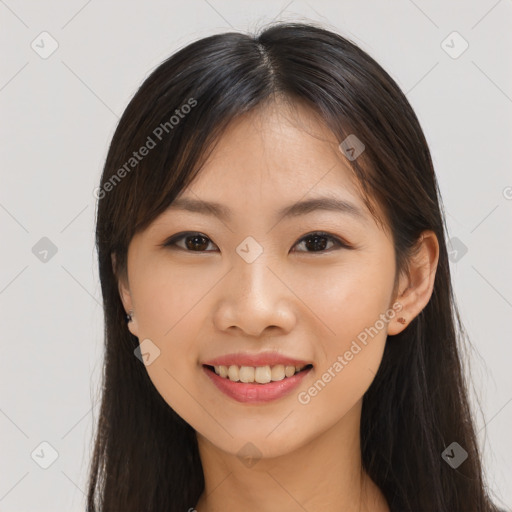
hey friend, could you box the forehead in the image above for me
[175,102,368,215]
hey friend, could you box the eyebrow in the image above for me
[165,196,368,223]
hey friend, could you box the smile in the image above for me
[203,364,313,403]
[206,363,312,383]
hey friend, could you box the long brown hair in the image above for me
[89,21,503,511]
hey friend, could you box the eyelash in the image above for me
[162,231,352,254]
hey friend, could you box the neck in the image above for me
[194,400,389,512]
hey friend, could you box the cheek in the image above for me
[130,259,227,396]
[132,260,220,339]
[299,321,388,420]
[295,341,385,437]
[129,267,205,403]
[295,258,392,407]
[290,257,395,342]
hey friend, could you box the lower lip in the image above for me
[203,365,313,403]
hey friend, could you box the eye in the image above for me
[163,232,218,252]
[163,231,351,254]
[291,231,350,253]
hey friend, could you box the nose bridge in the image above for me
[233,236,277,305]
[214,235,294,336]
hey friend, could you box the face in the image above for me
[117,100,405,459]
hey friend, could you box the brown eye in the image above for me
[164,232,217,252]
[292,232,349,253]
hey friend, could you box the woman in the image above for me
[88,21,504,512]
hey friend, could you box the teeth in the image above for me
[239,366,254,383]
[271,364,285,381]
[228,365,239,382]
[285,365,296,378]
[255,366,271,384]
[213,364,308,383]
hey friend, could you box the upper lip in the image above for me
[203,351,312,368]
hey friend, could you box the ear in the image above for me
[111,252,139,338]
[387,230,439,336]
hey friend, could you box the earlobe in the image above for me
[119,283,139,338]
[388,230,439,336]
[126,309,139,337]
[112,252,139,337]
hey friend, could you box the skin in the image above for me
[116,99,439,512]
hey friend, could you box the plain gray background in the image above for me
[1,1,511,510]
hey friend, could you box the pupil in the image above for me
[187,235,207,251]
[306,235,327,251]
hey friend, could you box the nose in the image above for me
[212,250,296,338]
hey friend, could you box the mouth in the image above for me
[202,363,314,403]
[203,363,313,384]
